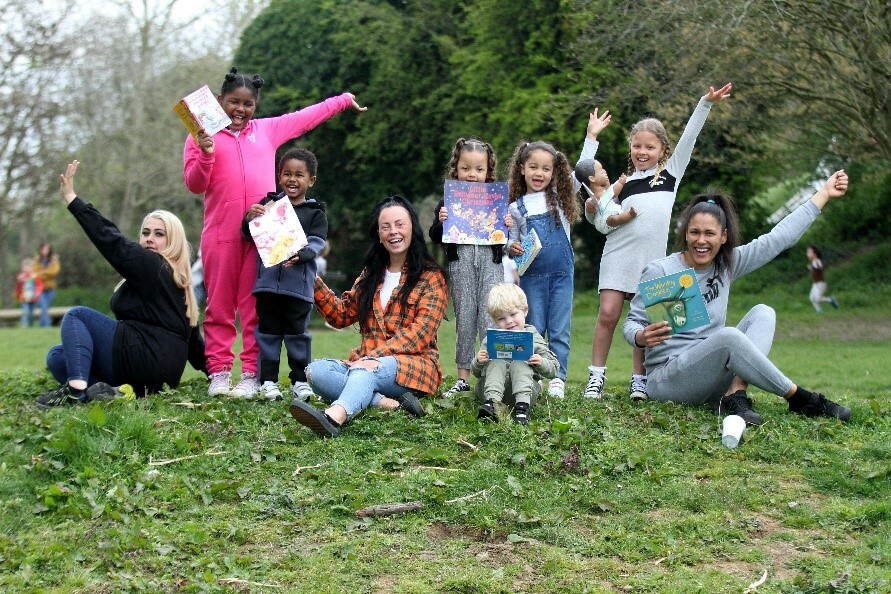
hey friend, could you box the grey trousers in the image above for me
[648,304,794,405]
[449,245,503,369]
[475,360,540,406]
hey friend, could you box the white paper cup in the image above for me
[722,414,746,449]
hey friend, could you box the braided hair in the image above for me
[220,66,264,100]
[627,118,671,188]
[446,138,497,182]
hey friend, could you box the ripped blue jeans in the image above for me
[306,356,403,418]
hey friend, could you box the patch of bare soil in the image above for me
[777,315,891,340]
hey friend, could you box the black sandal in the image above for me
[289,398,342,437]
[478,399,497,421]
[512,402,530,425]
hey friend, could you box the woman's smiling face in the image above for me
[378,205,413,258]
[684,212,727,268]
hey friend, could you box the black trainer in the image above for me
[512,402,530,425]
[36,385,83,410]
[478,399,497,421]
[718,390,763,426]
[85,382,120,402]
[395,391,426,417]
[788,391,851,421]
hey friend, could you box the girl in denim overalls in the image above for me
[506,116,609,398]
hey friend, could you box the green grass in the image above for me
[1,290,890,593]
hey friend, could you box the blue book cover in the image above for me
[486,329,534,361]
[513,228,541,276]
[443,180,508,245]
[639,268,711,334]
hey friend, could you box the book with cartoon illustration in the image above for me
[639,268,710,334]
[173,85,232,140]
[513,228,541,276]
[443,180,509,245]
[486,329,534,361]
[247,197,308,268]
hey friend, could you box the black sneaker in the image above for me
[718,390,763,426]
[512,402,530,425]
[85,382,120,402]
[788,391,851,421]
[395,391,426,417]
[36,385,83,410]
[478,399,497,421]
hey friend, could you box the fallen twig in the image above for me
[445,487,493,505]
[414,465,463,472]
[355,501,423,517]
[148,448,226,466]
[219,578,282,588]
[171,401,203,408]
[457,438,478,451]
[292,463,324,476]
[744,570,768,593]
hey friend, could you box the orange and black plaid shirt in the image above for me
[314,267,448,395]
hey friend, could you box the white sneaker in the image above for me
[230,372,259,399]
[207,371,231,397]
[548,378,565,399]
[291,381,314,402]
[260,381,283,401]
[584,368,605,399]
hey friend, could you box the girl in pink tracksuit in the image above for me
[184,67,366,397]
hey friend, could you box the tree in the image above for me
[0,0,74,307]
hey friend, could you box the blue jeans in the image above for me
[306,356,403,418]
[21,302,38,327]
[518,202,574,381]
[46,306,117,386]
[38,289,56,327]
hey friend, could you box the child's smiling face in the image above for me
[279,158,316,203]
[521,149,555,193]
[218,86,257,131]
[494,307,527,331]
[630,130,666,171]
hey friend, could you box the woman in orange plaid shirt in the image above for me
[290,195,447,437]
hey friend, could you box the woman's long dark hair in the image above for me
[356,195,442,330]
[675,191,740,275]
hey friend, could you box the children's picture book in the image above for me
[486,329,534,361]
[172,85,232,140]
[443,180,508,245]
[248,197,308,268]
[513,228,541,276]
[639,268,711,334]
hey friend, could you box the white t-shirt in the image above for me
[380,270,401,310]
[502,257,518,284]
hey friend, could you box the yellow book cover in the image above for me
[173,85,231,140]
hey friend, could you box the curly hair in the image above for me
[278,147,318,177]
[506,140,580,224]
[445,138,497,182]
[626,118,671,188]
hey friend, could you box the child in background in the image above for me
[184,66,366,398]
[506,110,608,398]
[806,245,839,312]
[16,257,42,327]
[242,149,327,402]
[472,283,558,425]
[576,159,633,234]
[428,138,504,398]
[583,83,732,401]
[34,242,61,327]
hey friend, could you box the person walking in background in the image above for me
[582,84,732,401]
[806,245,839,313]
[183,66,365,399]
[16,257,42,327]
[34,242,60,327]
